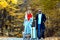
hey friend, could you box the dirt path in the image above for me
[0,37,59,40]
[44,37,60,40]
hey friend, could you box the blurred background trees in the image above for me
[0,0,60,37]
[0,0,24,37]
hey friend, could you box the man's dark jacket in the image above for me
[36,13,46,30]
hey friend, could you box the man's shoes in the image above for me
[41,38,44,40]
[38,38,44,40]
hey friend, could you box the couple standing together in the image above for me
[23,7,46,40]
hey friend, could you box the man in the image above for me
[36,10,46,39]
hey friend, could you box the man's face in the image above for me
[38,10,42,13]
[38,11,41,14]
[39,11,41,13]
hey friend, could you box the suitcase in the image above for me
[31,20,37,38]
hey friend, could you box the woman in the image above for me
[23,6,33,40]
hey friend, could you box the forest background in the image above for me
[0,0,60,37]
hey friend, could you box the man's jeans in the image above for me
[37,24,45,39]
